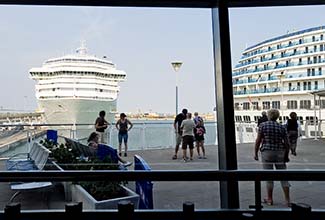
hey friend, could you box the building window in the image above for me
[308,82,311,90]
[300,100,311,109]
[312,68,315,76]
[312,36,315,42]
[319,67,322,75]
[315,81,318,90]
[272,101,280,109]
[235,116,242,122]
[303,82,307,90]
[297,82,301,90]
[243,102,250,110]
[307,69,311,76]
[262,101,270,110]
[315,100,325,108]
[243,116,251,122]
[299,39,302,44]
[321,34,324,40]
[287,100,297,109]
[252,102,259,110]
[289,83,292,91]
[234,103,240,110]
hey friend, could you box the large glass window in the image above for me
[300,100,311,109]
[262,101,270,109]
[272,101,280,109]
[287,100,297,109]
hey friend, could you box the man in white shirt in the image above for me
[180,112,196,162]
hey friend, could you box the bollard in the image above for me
[183,202,195,220]
[4,202,21,219]
[65,202,83,216]
[118,200,134,220]
[291,203,312,219]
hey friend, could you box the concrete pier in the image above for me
[0,139,323,210]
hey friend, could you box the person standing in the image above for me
[195,119,206,159]
[257,111,268,127]
[95,110,109,144]
[116,113,133,157]
[180,112,196,162]
[172,108,188,160]
[285,112,302,156]
[193,112,202,125]
[254,109,291,207]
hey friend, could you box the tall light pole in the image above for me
[276,72,285,123]
[171,61,183,115]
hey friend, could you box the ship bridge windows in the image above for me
[300,100,311,109]
[287,100,297,109]
[272,101,280,109]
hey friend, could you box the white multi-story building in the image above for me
[233,26,325,130]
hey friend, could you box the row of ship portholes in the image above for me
[235,115,319,125]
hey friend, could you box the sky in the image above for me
[1,5,325,114]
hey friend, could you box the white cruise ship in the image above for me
[29,44,126,125]
[233,26,325,133]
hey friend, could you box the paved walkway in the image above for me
[0,138,324,210]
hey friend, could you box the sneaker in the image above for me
[183,157,188,162]
[124,153,127,157]
[198,156,203,159]
[202,156,207,159]
[172,155,177,160]
[124,161,132,167]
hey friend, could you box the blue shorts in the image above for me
[118,133,128,144]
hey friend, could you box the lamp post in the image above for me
[171,61,183,115]
[276,72,285,123]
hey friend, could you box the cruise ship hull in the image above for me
[38,99,117,125]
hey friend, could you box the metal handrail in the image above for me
[1,169,325,182]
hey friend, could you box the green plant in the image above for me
[40,138,125,201]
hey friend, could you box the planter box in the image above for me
[71,184,139,210]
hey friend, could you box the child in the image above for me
[195,119,206,159]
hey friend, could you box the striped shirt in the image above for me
[258,121,288,151]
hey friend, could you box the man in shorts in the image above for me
[180,112,196,162]
[172,108,188,159]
